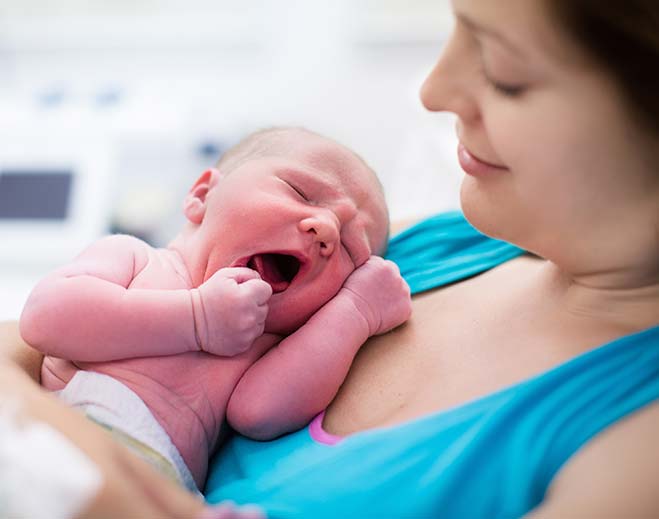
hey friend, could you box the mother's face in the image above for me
[420,0,659,273]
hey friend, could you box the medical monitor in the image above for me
[0,170,73,220]
[0,134,113,266]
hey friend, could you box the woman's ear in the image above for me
[183,169,219,224]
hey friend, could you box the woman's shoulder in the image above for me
[530,401,659,518]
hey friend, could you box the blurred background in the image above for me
[0,0,461,320]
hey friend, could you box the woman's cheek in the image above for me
[481,99,533,168]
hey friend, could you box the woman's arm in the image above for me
[526,402,659,518]
[0,322,209,518]
[1,321,262,519]
[0,358,208,519]
[0,320,43,381]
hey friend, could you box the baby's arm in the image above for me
[20,235,271,361]
[227,256,411,440]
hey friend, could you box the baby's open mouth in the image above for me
[247,253,301,293]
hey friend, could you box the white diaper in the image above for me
[57,370,198,493]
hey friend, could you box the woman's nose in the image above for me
[299,211,340,257]
[419,28,480,123]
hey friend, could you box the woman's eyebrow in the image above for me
[456,12,527,59]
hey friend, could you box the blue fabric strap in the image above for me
[386,211,524,293]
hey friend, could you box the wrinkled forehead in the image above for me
[293,136,390,252]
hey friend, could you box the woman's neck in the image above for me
[532,259,659,333]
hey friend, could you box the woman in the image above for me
[2,0,658,517]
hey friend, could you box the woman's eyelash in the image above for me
[480,67,526,97]
[488,79,525,97]
[475,46,526,98]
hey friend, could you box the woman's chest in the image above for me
[323,258,592,436]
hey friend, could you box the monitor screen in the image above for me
[0,170,73,220]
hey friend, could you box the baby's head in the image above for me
[214,127,387,214]
[176,127,389,334]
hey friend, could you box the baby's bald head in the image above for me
[213,126,389,254]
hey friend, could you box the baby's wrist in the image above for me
[189,288,207,352]
[337,287,379,337]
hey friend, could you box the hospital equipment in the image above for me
[0,131,113,319]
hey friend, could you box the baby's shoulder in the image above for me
[78,234,152,275]
[97,233,152,256]
[95,233,150,251]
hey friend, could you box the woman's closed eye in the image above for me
[487,77,526,97]
[473,38,529,98]
[480,58,527,97]
[480,64,527,97]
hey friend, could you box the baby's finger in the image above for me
[253,319,267,340]
[218,267,262,283]
[242,278,273,304]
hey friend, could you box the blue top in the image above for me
[205,211,659,518]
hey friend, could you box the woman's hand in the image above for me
[0,360,210,518]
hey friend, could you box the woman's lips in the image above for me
[457,143,509,177]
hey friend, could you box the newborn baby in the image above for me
[20,127,412,492]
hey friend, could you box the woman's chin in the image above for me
[459,180,504,241]
[460,183,543,256]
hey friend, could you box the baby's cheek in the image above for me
[264,259,354,333]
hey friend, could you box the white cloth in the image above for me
[0,396,103,519]
[57,370,198,492]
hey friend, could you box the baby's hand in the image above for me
[193,267,272,356]
[340,256,412,336]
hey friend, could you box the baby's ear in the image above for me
[183,169,219,224]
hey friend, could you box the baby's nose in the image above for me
[299,212,340,257]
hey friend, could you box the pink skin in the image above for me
[173,136,390,338]
[192,267,272,356]
[340,256,411,336]
[20,132,411,490]
[225,253,411,440]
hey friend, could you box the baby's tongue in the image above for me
[250,254,290,293]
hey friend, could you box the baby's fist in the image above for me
[192,267,272,356]
[341,256,412,336]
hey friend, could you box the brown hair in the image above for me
[549,0,659,133]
